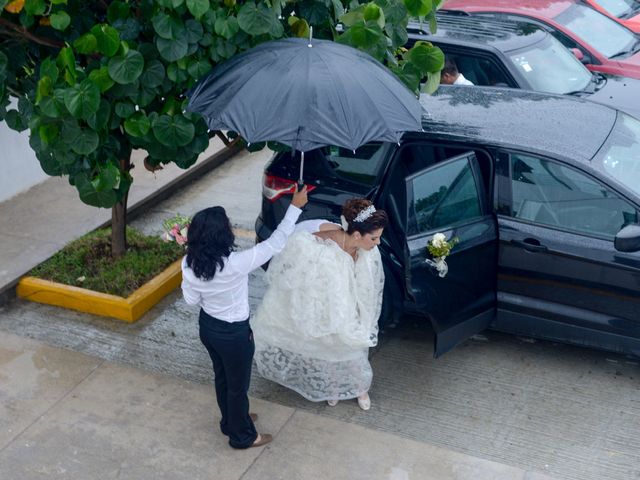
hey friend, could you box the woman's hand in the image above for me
[291,184,308,209]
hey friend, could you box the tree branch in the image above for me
[0,18,64,49]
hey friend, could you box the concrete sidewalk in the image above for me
[0,331,555,480]
[0,138,240,301]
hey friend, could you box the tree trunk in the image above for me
[111,155,131,259]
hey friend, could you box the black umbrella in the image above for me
[187,35,423,183]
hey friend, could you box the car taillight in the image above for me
[262,174,315,202]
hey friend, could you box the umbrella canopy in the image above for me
[186,37,423,153]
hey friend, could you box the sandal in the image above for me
[249,412,258,422]
[327,399,339,407]
[357,393,371,411]
[249,433,273,448]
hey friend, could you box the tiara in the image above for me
[353,205,376,223]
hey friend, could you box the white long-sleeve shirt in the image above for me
[181,205,302,322]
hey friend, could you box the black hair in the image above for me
[186,206,235,281]
[442,57,460,76]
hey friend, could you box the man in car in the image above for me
[440,57,475,86]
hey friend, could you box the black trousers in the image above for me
[199,309,257,449]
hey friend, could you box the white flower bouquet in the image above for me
[425,232,459,278]
[161,214,191,246]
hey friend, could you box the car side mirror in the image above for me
[570,48,586,63]
[614,224,640,252]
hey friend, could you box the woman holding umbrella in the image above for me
[181,185,308,449]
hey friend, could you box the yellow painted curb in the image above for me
[16,259,183,323]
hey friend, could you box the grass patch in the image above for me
[30,227,184,297]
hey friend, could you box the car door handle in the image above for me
[510,238,548,253]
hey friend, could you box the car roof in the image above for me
[416,86,616,162]
[408,12,548,51]
[442,0,574,18]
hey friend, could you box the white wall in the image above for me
[0,122,48,202]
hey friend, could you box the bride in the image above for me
[252,198,388,410]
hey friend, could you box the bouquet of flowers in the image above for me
[161,214,191,246]
[425,232,459,278]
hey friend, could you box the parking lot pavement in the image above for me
[2,145,639,480]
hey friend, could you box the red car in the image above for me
[443,0,640,79]
[586,0,640,33]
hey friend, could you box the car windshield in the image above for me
[595,0,637,19]
[555,4,637,58]
[507,36,592,94]
[593,113,640,197]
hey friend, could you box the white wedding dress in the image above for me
[252,220,385,402]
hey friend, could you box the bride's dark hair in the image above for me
[186,206,235,281]
[343,198,388,235]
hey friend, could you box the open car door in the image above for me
[405,151,498,357]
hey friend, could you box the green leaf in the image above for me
[237,2,275,36]
[298,0,330,25]
[56,47,75,74]
[107,1,130,22]
[88,66,115,92]
[59,117,82,144]
[124,112,151,137]
[71,129,100,155]
[24,0,46,15]
[403,0,432,17]
[36,76,54,104]
[405,41,444,74]
[112,17,141,41]
[140,60,165,88]
[38,96,63,118]
[91,24,121,57]
[63,79,101,119]
[185,19,204,43]
[215,16,239,39]
[38,122,60,144]
[108,50,144,84]
[93,163,121,191]
[75,173,117,208]
[363,3,385,28]
[73,33,98,55]
[167,63,189,83]
[50,10,71,30]
[339,10,364,27]
[87,99,111,130]
[115,101,135,119]
[152,114,195,147]
[50,0,67,4]
[187,0,209,19]
[6,109,28,131]
[288,16,309,38]
[421,71,440,94]
[187,59,211,79]
[152,13,185,40]
[156,35,189,62]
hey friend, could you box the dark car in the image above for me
[407,12,640,119]
[255,87,640,358]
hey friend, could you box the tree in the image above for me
[0,0,443,258]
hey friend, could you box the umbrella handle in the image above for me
[297,150,305,189]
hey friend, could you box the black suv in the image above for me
[405,12,640,119]
[255,87,640,358]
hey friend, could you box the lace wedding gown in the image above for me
[252,220,385,402]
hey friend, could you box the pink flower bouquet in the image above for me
[161,214,191,246]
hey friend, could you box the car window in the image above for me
[508,153,637,239]
[554,3,637,58]
[453,55,511,87]
[507,36,592,94]
[407,153,482,235]
[320,142,387,185]
[594,113,640,198]
[593,0,638,19]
